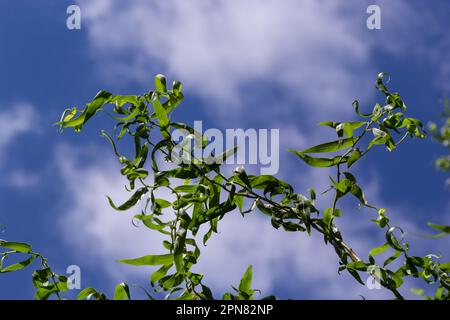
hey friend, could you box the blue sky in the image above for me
[0,0,449,299]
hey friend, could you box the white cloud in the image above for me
[54,0,450,299]
[0,103,37,156]
[76,0,450,120]
[54,143,167,280]
[77,0,379,120]
[0,103,41,188]
[55,142,399,299]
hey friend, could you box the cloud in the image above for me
[53,0,450,299]
[0,103,37,157]
[54,143,167,281]
[77,0,450,120]
[55,142,401,299]
[0,103,41,189]
[76,0,382,120]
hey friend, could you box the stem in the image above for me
[31,252,63,300]
[310,220,404,299]
[395,132,409,147]
[144,115,406,299]
[331,163,341,214]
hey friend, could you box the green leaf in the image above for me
[0,255,35,273]
[334,179,353,193]
[298,138,356,154]
[208,175,222,209]
[249,175,291,191]
[153,99,170,137]
[33,279,68,300]
[369,243,390,257]
[76,287,106,300]
[386,227,406,252]
[114,283,131,300]
[57,90,113,131]
[323,208,333,227]
[201,285,214,300]
[347,261,368,271]
[107,187,148,211]
[371,103,383,121]
[151,264,173,285]
[110,95,141,108]
[347,269,366,286]
[0,241,32,253]
[309,188,316,201]
[233,167,252,189]
[109,105,140,122]
[290,151,347,167]
[238,265,253,296]
[353,100,372,118]
[320,121,366,138]
[222,293,236,300]
[371,209,389,228]
[318,121,336,128]
[172,80,182,95]
[255,199,272,217]
[133,215,171,235]
[117,254,174,266]
[375,72,390,95]
[101,130,121,157]
[32,268,51,288]
[350,184,367,205]
[190,200,236,227]
[426,222,450,237]
[35,287,58,300]
[162,273,187,290]
[174,228,187,272]
[154,74,167,93]
[391,271,404,289]
[347,149,362,168]
[342,122,366,138]
[155,198,172,209]
[235,195,244,213]
[202,227,213,245]
[174,185,206,194]
[383,250,402,267]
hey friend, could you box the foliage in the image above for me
[0,240,69,300]
[1,73,449,300]
[428,99,450,172]
[424,99,450,239]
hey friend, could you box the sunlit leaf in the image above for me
[114,282,131,300]
[347,149,362,168]
[155,74,167,93]
[369,243,390,257]
[238,265,254,299]
[107,187,148,211]
[297,138,356,154]
[117,254,174,266]
[0,241,32,253]
[290,151,347,167]
[0,255,35,273]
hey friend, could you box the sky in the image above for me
[0,0,449,299]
